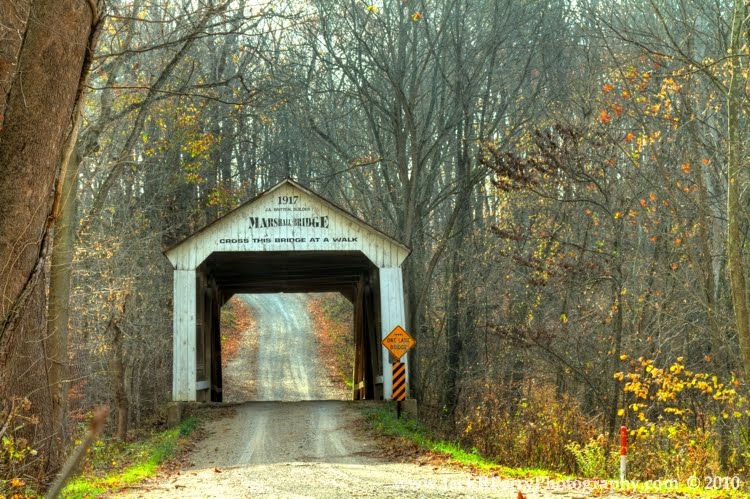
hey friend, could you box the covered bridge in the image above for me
[164,179,411,402]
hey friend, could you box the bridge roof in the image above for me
[164,178,410,270]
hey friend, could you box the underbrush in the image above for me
[60,415,199,498]
[455,385,595,474]
[435,359,750,496]
[615,356,750,483]
[220,296,254,367]
[0,397,43,497]
[366,401,748,497]
[363,403,557,478]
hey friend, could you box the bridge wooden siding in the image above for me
[166,182,406,271]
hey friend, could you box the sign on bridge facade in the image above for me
[164,179,411,402]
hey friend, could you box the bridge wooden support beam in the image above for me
[196,273,208,402]
[364,268,383,400]
[379,267,407,400]
[352,277,365,400]
[210,283,223,402]
[172,269,197,401]
[352,273,381,400]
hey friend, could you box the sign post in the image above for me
[392,362,406,418]
[620,425,628,481]
[381,325,416,416]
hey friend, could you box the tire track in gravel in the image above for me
[223,293,348,402]
[247,293,347,401]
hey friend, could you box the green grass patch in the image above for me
[61,416,199,498]
[362,403,558,479]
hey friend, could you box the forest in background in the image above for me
[3,0,750,491]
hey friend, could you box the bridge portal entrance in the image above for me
[164,179,410,402]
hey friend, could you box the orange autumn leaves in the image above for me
[597,71,711,176]
[598,82,617,123]
[678,159,710,175]
[597,81,630,124]
[639,192,658,209]
[597,68,679,129]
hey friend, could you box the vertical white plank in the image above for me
[173,269,197,401]
[379,267,407,400]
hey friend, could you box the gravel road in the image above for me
[224,293,347,402]
[247,294,347,401]
[116,294,671,498]
[118,401,542,498]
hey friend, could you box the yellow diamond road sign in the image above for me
[382,325,416,360]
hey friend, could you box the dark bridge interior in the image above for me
[203,251,372,299]
[194,250,383,402]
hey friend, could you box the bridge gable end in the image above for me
[165,179,409,270]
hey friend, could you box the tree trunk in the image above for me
[608,233,625,438]
[443,114,473,421]
[46,147,82,466]
[443,253,464,420]
[110,318,129,441]
[726,0,750,378]
[0,0,100,480]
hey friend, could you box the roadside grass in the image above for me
[363,403,748,498]
[362,403,557,479]
[60,416,199,498]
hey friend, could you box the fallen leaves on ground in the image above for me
[221,297,255,366]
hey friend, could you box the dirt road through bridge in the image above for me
[249,293,346,401]
[223,294,347,402]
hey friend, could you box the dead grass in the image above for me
[308,294,354,388]
[221,297,255,367]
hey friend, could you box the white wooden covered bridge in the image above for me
[164,179,411,402]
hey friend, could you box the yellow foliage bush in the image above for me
[616,356,749,479]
